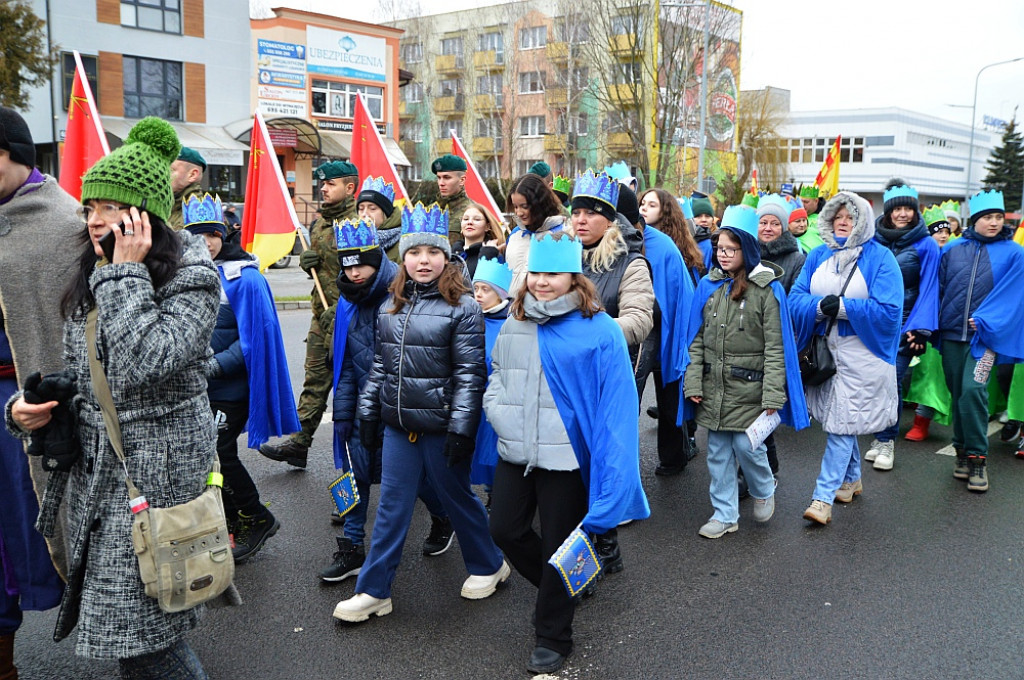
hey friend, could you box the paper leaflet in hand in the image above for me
[547,525,602,598]
[329,471,360,518]
[746,410,781,451]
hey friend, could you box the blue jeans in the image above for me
[118,639,206,679]
[875,352,912,442]
[355,427,504,599]
[813,434,861,503]
[705,430,774,524]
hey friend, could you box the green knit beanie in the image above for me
[81,117,181,221]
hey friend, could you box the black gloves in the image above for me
[299,249,321,273]
[334,420,353,445]
[444,433,475,468]
[22,370,80,472]
[904,330,930,357]
[359,420,381,452]
[819,295,841,318]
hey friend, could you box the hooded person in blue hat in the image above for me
[683,205,809,539]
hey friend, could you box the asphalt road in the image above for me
[12,308,1024,679]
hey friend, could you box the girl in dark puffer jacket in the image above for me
[333,203,509,624]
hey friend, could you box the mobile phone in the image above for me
[98,199,146,261]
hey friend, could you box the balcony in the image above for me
[435,53,465,74]
[399,100,419,118]
[474,93,504,113]
[434,138,454,156]
[399,140,418,158]
[473,50,505,71]
[608,83,638,107]
[608,34,638,57]
[544,134,567,153]
[472,137,503,156]
[546,41,568,62]
[435,94,465,115]
[606,131,632,152]
[545,87,567,107]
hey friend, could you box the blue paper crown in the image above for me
[528,233,583,274]
[401,201,449,238]
[182,192,224,227]
[473,256,513,294]
[968,189,1005,217]
[360,176,396,203]
[572,170,620,210]
[603,161,630,181]
[678,197,694,220]
[335,217,379,252]
[720,205,759,238]
[883,184,919,204]
[757,194,790,217]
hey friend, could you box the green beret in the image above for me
[177,146,207,171]
[528,161,552,178]
[431,154,467,174]
[691,196,714,217]
[315,160,359,181]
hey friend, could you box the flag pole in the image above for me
[296,229,329,313]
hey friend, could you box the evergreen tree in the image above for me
[0,0,57,111]
[981,115,1024,211]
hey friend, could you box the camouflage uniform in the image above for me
[292,196,357,447]
[437,188,472,245]
[168,181,204,231]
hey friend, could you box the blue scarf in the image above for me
[537,310,650,534]
[220,266,299,448]
[643,225,695,384]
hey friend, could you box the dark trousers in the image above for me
[652,369,688,468]
[211,401,261,518]
[489,460,588,656]
[942,341,990,457]
[118,639,207,679]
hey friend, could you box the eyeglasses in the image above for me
[715,246,738,257]
[76,203,131,223]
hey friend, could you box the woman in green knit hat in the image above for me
[8,117,222,678]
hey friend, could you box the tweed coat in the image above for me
[13,231,220,659]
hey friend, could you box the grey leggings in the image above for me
[119,639,207,680]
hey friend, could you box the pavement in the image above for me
[11,309,1024,679]
[264,261,315,309]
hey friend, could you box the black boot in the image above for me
[233,506,280,563]
[967,456,989,492]
[595,530,623,574]
[0,633,17,680]
[422,515,454,556]
[258,440,308,468]
[319,537,365,582]
[953,446,969,480]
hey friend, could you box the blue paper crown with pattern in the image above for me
[401,201,449,238]
[528,233,583,274]
[720,205,759,238]
[182,192,224,227]
[883,184,919,204]
[968,189,1005,218]
[335,217,379,252]
[572,170,620,210]
[678,197,694,220]
[360,176,396,203]
[473,257,513,294]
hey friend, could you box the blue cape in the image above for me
[471,311,507,485]
[679,273,810,430]
[537,310,650,534]
[697,237,714,271]
[902,235,941,334]
[789,240,903,364]
[221,266,299,448]
[643,225,695,384]
[953,235,1024,361]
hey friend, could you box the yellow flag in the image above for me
[814,136,841,199]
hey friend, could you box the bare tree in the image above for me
[718,86,789,206]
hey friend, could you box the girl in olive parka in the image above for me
[684,206,789,539]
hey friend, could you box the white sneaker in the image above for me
[872,441,895,471]
[998,411,1009,424]
[864,439,884,462]
[752,495,775,523]
[332,593,392,622]
[460,560,511,600]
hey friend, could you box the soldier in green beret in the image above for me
[259,160,359,467]
[168,146,206,230]
[432,153,471,244]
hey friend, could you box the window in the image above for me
[122,56,182,120]
[519,26,547,49]
[476,74,502,95]
[558,66,589,89]
[519,116,545,137]
[120,0,181,34]
[518,71,545,94]
[557,16,590,44]
[611,13,641,36]
[437,120,464,139]
[517,159,542,176]
[476,117,502,138]
[438,78,462,96]
[400,164,423,182]
[611,61,641,85]
[400,42,423,63]
[478,158,500,178]
[784,137,865,164]
[603,110,640,132]
[62,52,98,111]
[557,112,588,136]
[478,31,504,53]
[400,122,423,143]
[404,83,424,103]
[311,80,384,119]
[441,37,464,56]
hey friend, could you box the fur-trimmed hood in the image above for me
[818,191,876,250]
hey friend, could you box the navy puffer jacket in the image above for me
[938,226,1013,342]
[208,242,258,402]
[358,276,485,437]
[873,215,932,327]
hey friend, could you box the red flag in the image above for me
[350,94,408,202]
[59,50,109,200]
[750,166,759,195]
[450,132,504,223]
[814,136,841,199]
[241,111,301,272]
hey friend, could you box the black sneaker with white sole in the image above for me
[319,537,365,582]
[422,515,454,556]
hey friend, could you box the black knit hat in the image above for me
[357,188,395,217]
[882,178,919,215]
[570,195,617,222]
[0,106,36,168]
[616,185,642,226]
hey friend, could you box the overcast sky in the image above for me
[280,0,1024,131]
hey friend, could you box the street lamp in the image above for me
[964,57,1024,204]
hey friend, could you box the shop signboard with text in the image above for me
[306,25,387,83]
